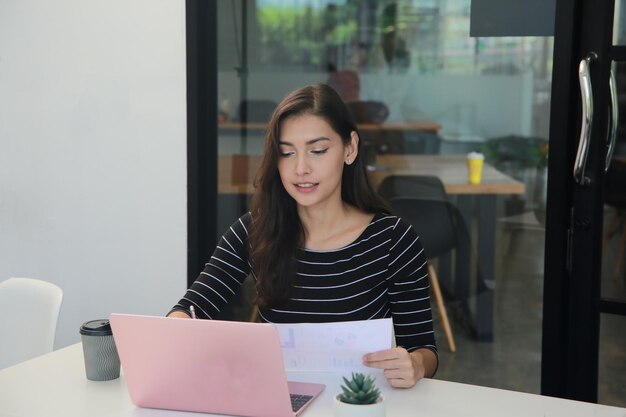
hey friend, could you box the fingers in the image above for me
[384,372,417,388]
[382,366,418,388]
[167,310,191,319]
[362,347,424,388]
[362,347,409,366]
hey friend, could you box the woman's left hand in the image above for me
[362,347,426,388]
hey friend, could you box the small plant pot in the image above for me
[333,394,385,417]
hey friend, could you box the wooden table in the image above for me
[218,154,523,193]
[218,154,525,341]
[218,121,443,133]
[369,154,524,194]
[219,121,443,154]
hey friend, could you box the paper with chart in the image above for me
[273,318,393,372]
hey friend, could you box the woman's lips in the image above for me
[294,182,319,193]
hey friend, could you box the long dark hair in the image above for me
[248,84,389,307]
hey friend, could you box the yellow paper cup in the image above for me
[467,152,485,185]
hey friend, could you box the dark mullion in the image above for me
[598,298,626,316]
[609,45,626,61]
[186,0,218,288]
[541,0,580,399]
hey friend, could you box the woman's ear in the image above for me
[345,131,359,165]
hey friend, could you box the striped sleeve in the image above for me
[170,214,252,319]
[387,217,437,353]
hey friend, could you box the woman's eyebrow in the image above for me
[278,137,331,146]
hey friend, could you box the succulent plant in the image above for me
[338,372,381,405]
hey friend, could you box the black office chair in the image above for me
[346,100,407,154]
[378,175,469,352]
[346,100,389,124]
[378,175,447,203]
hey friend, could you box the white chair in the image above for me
[0,277,63,368]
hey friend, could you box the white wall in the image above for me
[0,0,187,349]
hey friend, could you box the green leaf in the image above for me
[341,396,360,404]
[358,387,378,403]
[355,373,364,386]
[362,378,372,392]
[348,379,360,392]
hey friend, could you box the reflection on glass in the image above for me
[613,0,626,45]
[218,0,553,207]
[216,0,554,396]
[602,62,626,300]
[602,154,626,299]
[219,1,552,145]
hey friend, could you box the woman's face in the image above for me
[277,114,357,211]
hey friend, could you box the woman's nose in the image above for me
[294,154,311,175]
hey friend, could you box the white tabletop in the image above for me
[0,343,624,417]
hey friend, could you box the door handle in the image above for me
[605,65,618,172]
[574,52,597,186]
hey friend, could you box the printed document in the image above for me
[273,318,393,372]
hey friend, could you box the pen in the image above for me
[189,305,197,319]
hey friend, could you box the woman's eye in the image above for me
[279,151,295,157]
[311,148,328,155]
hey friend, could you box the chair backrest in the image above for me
[378,175,460,259]
[0,277,63,368]
[378,175,447,202]
[389,197,458,259]
[345,100,389,124]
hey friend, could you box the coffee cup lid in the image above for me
[467,151,484,160]
[80,319,112,336]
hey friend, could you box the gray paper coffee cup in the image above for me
[79,319,120,381]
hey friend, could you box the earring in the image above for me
[346,159,351,164]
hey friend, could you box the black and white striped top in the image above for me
[172,212,436,354]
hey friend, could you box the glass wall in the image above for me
[216,0,553,394]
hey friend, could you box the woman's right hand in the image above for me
[167,310,191,319]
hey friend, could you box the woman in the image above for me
[169,84,438,387]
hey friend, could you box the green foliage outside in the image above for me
[481,136,549,171]
[257,4,357,67]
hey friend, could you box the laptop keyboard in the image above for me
[290,394,313,412]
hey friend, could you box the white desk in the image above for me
[1,344,624,417]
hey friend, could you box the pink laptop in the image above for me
[109,313,325,417]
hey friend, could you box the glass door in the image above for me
[600,2,626,405]
[202,0,626,406]
[542,0,626,404]
[215,0,553,394]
